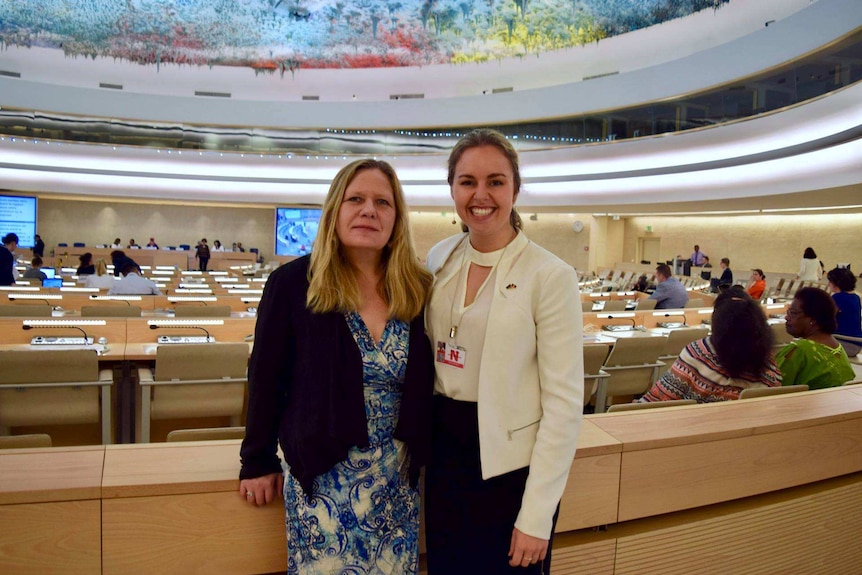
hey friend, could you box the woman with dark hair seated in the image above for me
[77,252,95,275]
[777,287,855,389]
[640,287,781,403]
[826,267,862,356]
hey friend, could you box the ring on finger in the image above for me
[246,491,254,499]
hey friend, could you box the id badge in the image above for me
[436,340,467,369]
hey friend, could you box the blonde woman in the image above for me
[84,259,115,289]
[239,159,434,574]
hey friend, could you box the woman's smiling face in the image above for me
[450,145,518,251]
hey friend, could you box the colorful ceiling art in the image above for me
[0,0,729,72]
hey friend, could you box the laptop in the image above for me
[42,277,63,288]
[42,268,56,279]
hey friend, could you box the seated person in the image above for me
[826,267,862,356]
[212,239,225,252]
[145,237,159,250]
[633,274,648,292]
[709,257,733,292]
[110,250,139,277]
[699,255,712,281]
[127,238,140,249]
[236,242,245,252]
[646,263,689,309]
[776,287,855,389]
[746,268,767,300]
[77,252,95,275]
[110,238,123,249]
[85,259,116,289]
[108,263,161,295]
[640,288,781,403]
[22,256,48,281]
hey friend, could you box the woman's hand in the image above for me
[239,473,284,506]
[508,527,549,568]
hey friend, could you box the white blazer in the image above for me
[427,232,584,539]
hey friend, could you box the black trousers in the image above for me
[425,396,558,575]
[198,257,209,271]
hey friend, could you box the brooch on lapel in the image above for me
[506,283,517,290]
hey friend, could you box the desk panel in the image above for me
[0,500,101,575]
[617,417,862,521]
[103,492,285,575]
[0,446,104,505]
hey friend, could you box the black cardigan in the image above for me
[239,256,434,495]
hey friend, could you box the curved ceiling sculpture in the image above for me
[1,0,724,71]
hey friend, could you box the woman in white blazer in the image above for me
[424,129,584,574]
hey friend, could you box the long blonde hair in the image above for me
[307,159,432,321]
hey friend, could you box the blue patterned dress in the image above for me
[282,312,419,575]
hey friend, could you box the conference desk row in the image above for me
[2,293,263,313]
[0,317,257,445]
[47,246,258,271]
[2,386,860,575]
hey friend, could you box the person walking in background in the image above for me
[777,287,854,389]
[32,234,45,257]
[797,247,821,281]
[1,233,19,286]
[424,129,583,574]
[239,159,434,574]
[195,238,210,271]
[746,268,767,300]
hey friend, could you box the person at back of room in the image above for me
[746,268,767,300]
[77,252,95,276]
[826,267,862,357]
[0,233,19,286]
[645,263,689,309]
[797,247,821,282]
[85,259,115,289]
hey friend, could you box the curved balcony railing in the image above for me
[0,28,860,155]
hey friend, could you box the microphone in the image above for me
[89,295,132,306]
[9,297,54,305]
[654,312,687,329]
[22,323,94,345]
[600,313,637,332]
[149,323,215,343]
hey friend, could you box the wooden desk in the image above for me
[101,441,285,575]
[124,317,256,361]
[589,388,862,522]
[0,446,104,575]
[0,318,128,360]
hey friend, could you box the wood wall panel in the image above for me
[0,500,101,575]
[617,418,862,521]
[103,492,286,575]
[551,538,617,575]
[614,474,862,575]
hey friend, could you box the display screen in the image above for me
[274,207,322,257]
[0,195,37,248]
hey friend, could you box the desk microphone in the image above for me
[606,315,637,328]
[9,297,53,305]
[89,295,131,306]
[656,312,687,328]
[149,323,214,342]
[22,324,93,344]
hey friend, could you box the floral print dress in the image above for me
[282,312,419,575]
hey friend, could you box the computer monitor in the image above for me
[42,277,63,288]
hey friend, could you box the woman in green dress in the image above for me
[777,287,855,389]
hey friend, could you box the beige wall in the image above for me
[37,198,273,259]
[27,196,862,275]
[622,214,862,277]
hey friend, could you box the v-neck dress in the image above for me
[281,311,419,575]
